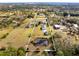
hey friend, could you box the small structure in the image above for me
[53,24,60,29]
[42,20,47,24]
[44,49,53,51]
[67,14,70,18]
[25,23,34,28]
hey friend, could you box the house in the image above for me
[42,20,47,24]
[12,20,20,27]
[73,24,78,28]
[41,23,47,30]
[42,29,47,33]
[34,38,49,46]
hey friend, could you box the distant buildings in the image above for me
[32,8,47,12]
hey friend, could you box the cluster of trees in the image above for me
[49,32,79,56]
[0,18,12,28]
[63,12,79,17]
[0,33,9,39]
[49,17,60,25]
[65,19,79,25]
[0,10,36,29]
[55,11,79,17]
[0,16,23,29]
[0,47,26,56]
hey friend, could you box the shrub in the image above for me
[56,50,64,56]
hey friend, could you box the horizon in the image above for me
[0,2,79,3]
[0,0,79,3]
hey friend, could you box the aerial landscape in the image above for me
[0,2,79,56]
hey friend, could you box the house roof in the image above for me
[34,39,48,46]
[73,24,78,28]
[42,29,47,33]
[54,24,60,28]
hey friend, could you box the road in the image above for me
[25,13,37,56]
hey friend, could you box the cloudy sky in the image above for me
[0,0,78,3]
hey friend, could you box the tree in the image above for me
[0,47,17,56]
[17,47,26,56]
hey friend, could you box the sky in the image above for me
[0,0,79,3]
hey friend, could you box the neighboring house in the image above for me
[12,20,20,27]
[25,23,34,28]
[42,29,47,33]
[73,24,78,28]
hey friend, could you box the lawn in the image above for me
[0,28,33,48]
